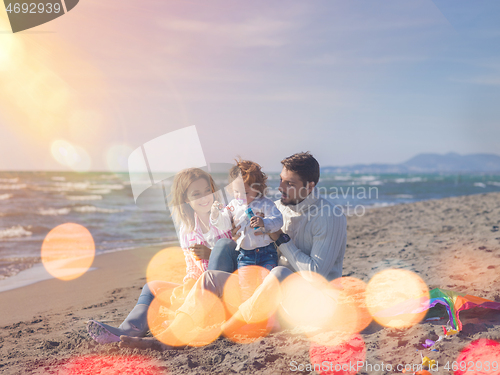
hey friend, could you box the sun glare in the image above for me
[50,139,92,171]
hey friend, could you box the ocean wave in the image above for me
[487,181,500,187]
[368,180,383,186]
[368,202,396,208]
[66,195,103,201]
[394,177,423,183]
[38,208,71,216]
[0,178,19,183]
[86,189,111,195]
[73,205,123,213]
[35,182,90,192]
[0,194,13,200]
[395,194,413,199]
[0,256,40,281]
[0,225,32,239]
[53,182,90,190]
[357,175,377,182]
[474,182,486,188]
[88,184,124,190]
[51,176,66,181]
[0,184,27,190]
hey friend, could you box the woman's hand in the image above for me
[190,244,211,260]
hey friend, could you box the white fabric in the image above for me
[275,187,347,281]
[211,196,283,250]
[202,226,218,248]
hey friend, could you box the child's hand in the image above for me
[211,201,221,220]
[250,216,264,228]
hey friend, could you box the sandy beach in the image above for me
[1,192,499,374]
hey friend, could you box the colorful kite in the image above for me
[374,288,500,333]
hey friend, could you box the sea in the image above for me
[1,171,499,286]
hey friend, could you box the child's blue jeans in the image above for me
[237,243,278,271]
[237,243,278,301]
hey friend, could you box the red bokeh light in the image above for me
[65,355,162,375]
[309,333,366,375]
[455,339,500,375]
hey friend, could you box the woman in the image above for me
[87,168,232,344]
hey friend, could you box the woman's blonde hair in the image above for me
[169,168,220,232]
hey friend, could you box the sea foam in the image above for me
[37,208,71,216]
[66,195,103,201]
[0,225,33,239]
[73,205,123,213]
[88,184,124,190]
[0,184,27,190]
[0,178,19,183]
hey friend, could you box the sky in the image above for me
[0,0,499,172]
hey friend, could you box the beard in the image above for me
[280,197,299,206]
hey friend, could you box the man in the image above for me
[209,151,346,281]
[121,152,347,349]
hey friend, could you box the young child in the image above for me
[210,160,283,300]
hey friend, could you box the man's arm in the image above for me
[260,200,283,233]
[275,213,346,279]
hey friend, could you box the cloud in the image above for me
[303,54,429,66]
[156,17,297,48]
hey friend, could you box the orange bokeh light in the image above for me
[333,277,372,334]
[313,277,371,341]
[223,319,273,345]
[41,223,95,281]
[222,265,279,322]
[146,247,185,286]
[454,339,500,375]
[148,289,225,347]
[365,269,429,329]
[147,290,179,343]
[221,266,280,344]
[280,271,338,332]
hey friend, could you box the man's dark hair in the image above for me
[281,152,320,186]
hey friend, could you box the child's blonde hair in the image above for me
[229,159,267,197]
[169,168,220,231]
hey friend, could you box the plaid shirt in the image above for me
[179,214,232,282]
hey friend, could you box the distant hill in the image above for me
[321,152,500,174]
